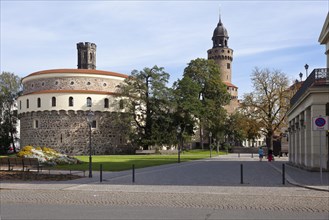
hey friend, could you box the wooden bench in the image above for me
[231,147,259,158]
[8,158,27,171]
[135,150,156,154]
[0,158,12,171]
[23,158,44,172]
[0,157,43,172]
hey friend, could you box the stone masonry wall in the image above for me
[23,77,122,95]
[19,111,131,155]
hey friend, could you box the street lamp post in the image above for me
[299,72,303,82]
[209,132,212,158]
[87,110,94,178]
[304,64,309,78]
[177,126,182,163]
[214,138,218,155]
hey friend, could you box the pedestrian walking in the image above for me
[258,147,264,162]
[268,149,274,162]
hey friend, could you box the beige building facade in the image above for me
[287,13,329,171]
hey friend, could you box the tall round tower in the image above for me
[207,14,233,83]
[207,13,239,113]
[77,42,96,69]
[17,43,129,155]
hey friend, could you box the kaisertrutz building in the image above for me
[287,12,329,171]
[17,42,128,155]
[207,14,239,113]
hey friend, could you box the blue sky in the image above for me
[1,0,328,98]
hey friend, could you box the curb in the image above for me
[268,162,329,192]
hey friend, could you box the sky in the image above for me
[1,0,328,98]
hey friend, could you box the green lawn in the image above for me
[55,150,226,172]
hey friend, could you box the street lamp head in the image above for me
[304,64,309,70]
[299,72,303,81]
[87,110,94,125]
[209,132,212,137]
[177,126,181,134]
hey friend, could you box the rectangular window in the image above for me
[34,120,39,128]
[52,97,56,107]
[91,120,97,129]
[26,99,29,109]
[227,63,230,69]
[119,100,124,109]
[87,97,92,107]
[37,98,41,108]
[104,98,109,108]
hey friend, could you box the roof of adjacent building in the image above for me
[319,12,329,44]
[224,81,238,88]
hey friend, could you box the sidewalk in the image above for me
[1,154,328,192]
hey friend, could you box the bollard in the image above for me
[132,164,135,183]
[238,152,240,158]
[100,164,103,182]
[282,164,285,185]
[240,164,243,184]
[251,153,253,158]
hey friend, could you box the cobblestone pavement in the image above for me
[1,187,329,212]
[1,154,329,219]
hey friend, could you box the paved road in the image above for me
[1,154,328,219]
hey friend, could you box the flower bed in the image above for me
[17,146,80,166]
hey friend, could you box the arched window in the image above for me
[52,97,56,107]
[104,98,109,108]
[87,97,92,107]
[37,98,41,108]
[26,99,29,109]
[69,97,74,107]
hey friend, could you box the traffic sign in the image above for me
[312,116,329,130]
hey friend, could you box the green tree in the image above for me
[223,112,247,146]
[116,66,175,150]
[173,58,230,149]
[241,67,289,150]
[0,72,22,154]
[237,108,262,147]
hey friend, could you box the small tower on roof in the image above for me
[77,42,97,69]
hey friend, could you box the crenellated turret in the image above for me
[77,42,97,69]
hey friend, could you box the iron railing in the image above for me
[290,68,329,106]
